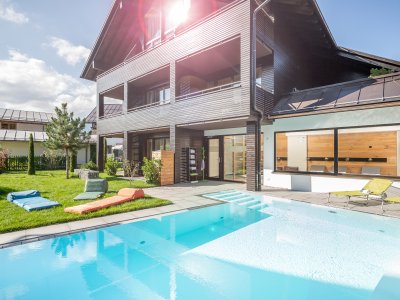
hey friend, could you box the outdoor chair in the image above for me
[74,179,108,200]
[328,178,392,206]
[361,166,381,176]
[7,190,59,211]
[309,165,326,173]
[65,188,144,214]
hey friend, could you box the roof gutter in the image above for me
[251,0,273,191]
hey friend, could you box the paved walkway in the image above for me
[1,180,399,249]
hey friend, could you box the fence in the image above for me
[6,155,66,171]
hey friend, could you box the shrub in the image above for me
[0,148,8,173]
[105,157,119,176]
[81,161,98,171]
[141,158,162,185]
[27,133,35,175]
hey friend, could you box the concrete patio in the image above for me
[1,180,399,249]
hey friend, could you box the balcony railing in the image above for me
[176,81,241,101]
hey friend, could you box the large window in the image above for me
[275,130,334,173]
[275,125,400,177]
[144,84,171,106]
[146,137,170,159]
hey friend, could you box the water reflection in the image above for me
[51,233,86,257]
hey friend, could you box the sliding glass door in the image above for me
[208,138,220,179]
[224,135,247,182]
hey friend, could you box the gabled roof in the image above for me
[0,108,54,124]
[85,104,123,123]
[0,129,48,142]
[271,72,400,117]
[338,47,400,71]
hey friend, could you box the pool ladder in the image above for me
[205,190,268,212]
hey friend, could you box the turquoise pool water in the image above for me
[1,191,400,300]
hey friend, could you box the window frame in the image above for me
[273,123,400,178]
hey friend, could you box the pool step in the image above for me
[230,196,254,203]
[238,199,260,207]
[217,192,243,199]
[248,203,269,210]
[222,194,249,201]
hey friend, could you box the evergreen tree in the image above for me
[27,133,35,175]
[104,138,108,167]
[69,153,77,174]
[45,103,91,178]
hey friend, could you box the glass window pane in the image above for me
[338,126,397,176]
[275,130,334,173]
[165,138,170,150]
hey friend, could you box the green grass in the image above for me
[0,170,172,233]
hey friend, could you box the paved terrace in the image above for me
[1,181,399,248]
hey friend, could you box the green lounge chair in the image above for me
[74,179,108,200]
[328,178,393,206]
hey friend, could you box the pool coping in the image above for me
[0,203,221,249]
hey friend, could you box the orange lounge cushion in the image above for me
[65,189,145,214]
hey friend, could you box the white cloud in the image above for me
[0,50,96,117]
[49,36,90,66]
[0,0,29,24]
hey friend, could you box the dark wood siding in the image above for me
[96,0,252,136]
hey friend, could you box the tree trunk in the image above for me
[65,149,70,179]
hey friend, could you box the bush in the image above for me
[0,148,8,173]
[141,158,162,185]
[105,157,120,176]
[81,161,98,171]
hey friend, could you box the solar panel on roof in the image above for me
[0,129,6,140]
[15,130,26,140]
[5,130,16,140]
[3,109,12,119]
[359,81,384,103]
[297,90,323,110]
[11,110,21,121]
[0,109,5,119]
[19,110,27,121]
[26,111,34,121]
[384,75,400,100]
[335,84,361,106]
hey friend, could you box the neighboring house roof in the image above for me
[271,72,400,117]
[0,108,54,124]
[86,104,123,123]
[338,47,400,71]
[0,130,48,142]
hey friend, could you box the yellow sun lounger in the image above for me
[328,178,393,206]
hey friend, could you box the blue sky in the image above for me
[0,0,399,116]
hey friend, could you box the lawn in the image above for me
[0,170,172,233]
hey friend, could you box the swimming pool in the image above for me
[1,191,400,300]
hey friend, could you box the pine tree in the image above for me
[45,103,91,179]
[27,133,35,175]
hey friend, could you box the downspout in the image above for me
[251,0,273,191]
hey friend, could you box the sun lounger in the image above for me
[74,179,108,200]
[361,166,381,176]
[328,178,392,206]
[309,165,326,173]
[7,190,59,211]
[65,188,145,214]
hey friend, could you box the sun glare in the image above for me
[169,0,191,28]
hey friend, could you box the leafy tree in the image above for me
[370,68,392,78]
[45,103,91,179]
[27,133,35,175]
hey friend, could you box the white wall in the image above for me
[16,123,45,131]
[0,141,89,165]
[262,106,400,192]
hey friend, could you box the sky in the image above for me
[0,0,399,117]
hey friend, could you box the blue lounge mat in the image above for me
[13,197,59,212]
[7,190,40,202]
